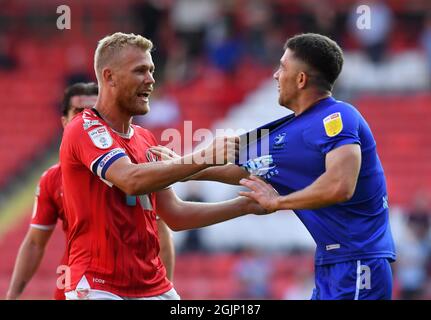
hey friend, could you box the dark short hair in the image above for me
[284,33,343,91]
[61,82,98,116]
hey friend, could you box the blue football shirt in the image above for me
[238,96,396,265]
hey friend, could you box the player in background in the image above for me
[60,32,269,300]
[6,82,175,299]
[152,33,397,300]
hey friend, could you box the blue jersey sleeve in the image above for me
[303,104,361,154]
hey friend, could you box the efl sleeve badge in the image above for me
[323,112,343,137]
[88,126,113,149]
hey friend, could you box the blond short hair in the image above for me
[94,32,153,82]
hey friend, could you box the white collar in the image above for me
[112,126,135,139]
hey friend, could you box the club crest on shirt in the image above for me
[88,126,113,149]
[323,112,343,137]
[273,132,286,149]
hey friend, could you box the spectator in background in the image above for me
[0,33,17,70]
[421,13,431,87]
[64,45,92,86]
[171,0,219,59]
[131,0,167,42]
[396,192,431,300]
[348,0,393,64]
[205,11,244,74]
[180,183,207,253]
[130,0,171,80]
[233,247,273,299]
[301,0,340,42]
[163,41,197,84]
[241,0,274,65]
[283,266,315,300]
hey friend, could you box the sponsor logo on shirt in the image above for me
[323,112,343,137]
[97,148,125,171]
[326,244,340,251]
[93,277,105,284]
[83,119,101,130]
[88,126,113,149]
[242,155,275,176]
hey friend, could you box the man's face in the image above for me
[62,94,97,127]
[111,47,155,116]
[273,48,303,107]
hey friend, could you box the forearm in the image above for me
[239,145,361,212]
[274,173,351,210]
[166,197,255,231]
[159,236,175,281]
[123,154,211,195]
[157,220,175,281]
[6,241,45,299]
[185,164,249,185]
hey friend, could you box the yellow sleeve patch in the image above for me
[323,112,343,137]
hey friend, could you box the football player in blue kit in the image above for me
[150,33,396,300]
[238,33,396,300]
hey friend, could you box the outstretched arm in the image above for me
[183,164,249,185]
[6,228,53,300]
[239,144,361,211]
[149,146,249,185]
[106,136,239,195]
[156,188,269,232]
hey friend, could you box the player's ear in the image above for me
[102,68,115,87]
[297,71,307,89]
[61,116,68,129]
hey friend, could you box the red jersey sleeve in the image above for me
[61,110,128,185]
[30,169,59,230]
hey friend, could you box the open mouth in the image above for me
[137,92,150,101]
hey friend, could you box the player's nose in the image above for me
[144,72,155,85]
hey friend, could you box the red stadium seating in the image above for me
[354,94,431,207]
[0,212,65,299]
[0,66,62,185]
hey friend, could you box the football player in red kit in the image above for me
[6,83,98,300]
[60,32,268,300]
[7,82,176,300]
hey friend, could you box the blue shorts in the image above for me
[311,258,393,300]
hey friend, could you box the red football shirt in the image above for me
[60,109,171,297]
[30,163,67,300]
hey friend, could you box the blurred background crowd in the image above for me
[0,0,431,299]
